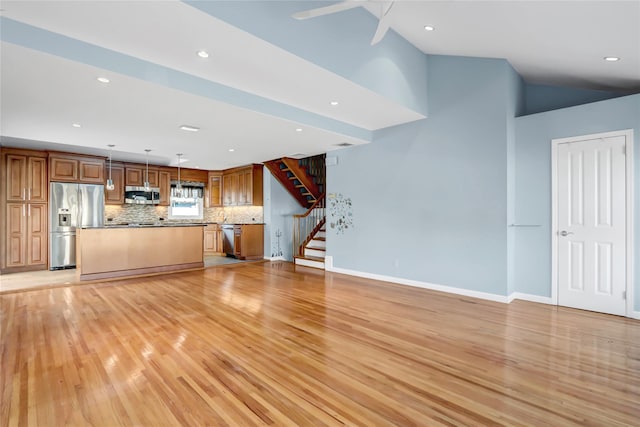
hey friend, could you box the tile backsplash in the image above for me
[104,204,264,224]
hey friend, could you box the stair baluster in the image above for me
[293,194,325,258]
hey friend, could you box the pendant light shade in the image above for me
[106,144,115,191]
[144,149,151,191]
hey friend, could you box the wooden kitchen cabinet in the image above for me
[49,154,104,183]
[5,202,47,269]
[222,165,263,206]
[158,170,171,206]
[1,148,49,273]
[203,224,222,254]
[222,172,238,206]
[126,165,159,188]
[6,153,47,202]
[105,164,125,205]
[125,167,143,186]
[207,172,223,207]
[79,158,105,183]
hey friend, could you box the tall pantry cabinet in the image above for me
[1,148,48,273]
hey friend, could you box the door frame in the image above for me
[551,129,634,317]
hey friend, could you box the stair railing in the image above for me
[293,193,325,257]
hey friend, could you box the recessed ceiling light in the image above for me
[196,50,209,58]
[72,123,81,128]
[179,125,200,132]
[97,77,110,83]
[330,101,339,106]
[295,128,303,132]
[424,25,435,31]
[228,148,235,152]
[604,56,620,62]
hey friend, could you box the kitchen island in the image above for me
[76,224,204,281]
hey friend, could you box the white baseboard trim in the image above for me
[509,292,554,305]
[264,256,286,261]
[325,265,510,304]
[324,255,333,270]
[323,263,637,317]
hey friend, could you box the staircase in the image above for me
[265,154,327,269]
[292,195,326,269]
[295,223,326,269]
[264,155,325,208]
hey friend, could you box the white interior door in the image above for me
[556,134,627,316]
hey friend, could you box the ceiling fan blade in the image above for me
[370,19,390,45]
[369,1,394,45]
[292,1,362,20]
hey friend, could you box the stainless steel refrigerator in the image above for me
[49,182,104,269]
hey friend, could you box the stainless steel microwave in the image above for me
[124,186,160,204]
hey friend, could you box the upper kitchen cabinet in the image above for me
[158,170,171,206]
[207,172,223,207]
[169,167,208,183]
[3,149,48,203]
[105,163,125,205]
[223,165,263,206]
[49,154,105,184]
[222,171,238,206]
[125,165,159,187]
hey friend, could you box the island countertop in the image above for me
[76,225,204,281]
[90,223,207,229]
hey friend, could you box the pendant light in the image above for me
[144,149,151,191]
[106,144,115,190]
[175,153,183,197]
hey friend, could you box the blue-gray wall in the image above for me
[264,169,306,261]
[523,83,627,115]
[514,94,640,310]
[327,55,518,296]
[325,54,639,311]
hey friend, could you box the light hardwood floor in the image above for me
[0,255,244,294]
[1,261,638,426]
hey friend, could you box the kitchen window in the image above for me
[168,187,203,220]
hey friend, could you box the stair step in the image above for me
[312,236,326,242]
[295,255,325,270]
[304,248,326,258]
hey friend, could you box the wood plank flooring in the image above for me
[1,261,639,426]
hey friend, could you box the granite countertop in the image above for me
[93,222,265,229]
[96,223,207,229]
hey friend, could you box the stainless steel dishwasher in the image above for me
[221,225,235,256]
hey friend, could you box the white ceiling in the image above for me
[377,0,640,92]
[1,1,638,170]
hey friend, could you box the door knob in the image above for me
[559,230,574,237]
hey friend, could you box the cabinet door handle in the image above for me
[28,205,31,217]
[23,188,26,200]
[28,188,31,200]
